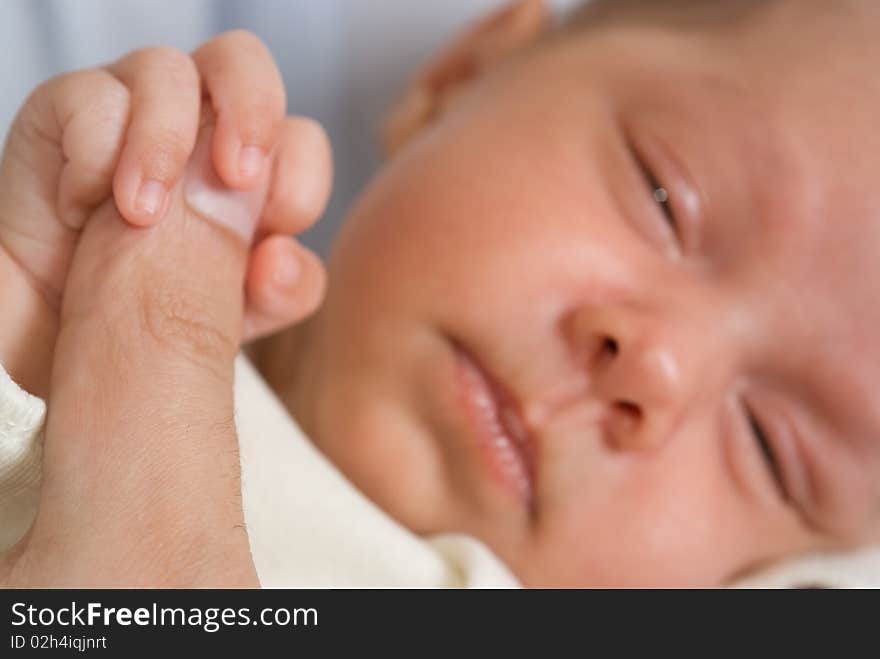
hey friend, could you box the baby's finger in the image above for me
[192,31,286,190]
[243,234,326,342]
[258,117,333,237]
[49,70,131,232]
[107,47,201,227]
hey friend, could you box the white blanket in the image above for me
[1,356,877,588]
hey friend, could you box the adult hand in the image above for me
[0,124,328,587]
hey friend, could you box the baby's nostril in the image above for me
[614,400,640,420]
[604,337,619,357]
[604,400,643,451]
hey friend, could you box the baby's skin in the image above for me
[0,31,331,398]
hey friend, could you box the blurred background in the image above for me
[1,0,579,254]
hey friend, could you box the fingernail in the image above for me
[239,146,266,180]
[135,179,166,217]
[184,126,268,242]
[271,255,301,294]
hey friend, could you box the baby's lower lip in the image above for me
[451,342,535,506]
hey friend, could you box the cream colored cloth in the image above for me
[0,364,44,551]
[1,355,878,588]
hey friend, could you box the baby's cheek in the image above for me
[183,125,269,242]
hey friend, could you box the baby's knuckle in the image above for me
[61,69,126,103]
[288,120,332,219]
[82,76,131,134]
[236,102,282,145]
[139,127,193,171]
[218,29,269,57]
[14,80,62,136]
[39,69,87,99]
[139,46,198,83]
[305,255,328,304]
[14,70,130,156]
[155,126,195,156]
[27,69,97,113]
[282,182,322,226]
[91,75,131,116]
[137,282,235,369]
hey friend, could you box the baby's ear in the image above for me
[381,0,550,156]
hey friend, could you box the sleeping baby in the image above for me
[1,0,879,587]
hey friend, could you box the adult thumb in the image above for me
[23,125,267,586]
[61,123,267,384]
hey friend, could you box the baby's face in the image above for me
[287,6,880,586]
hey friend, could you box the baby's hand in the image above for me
[0,31,332,396]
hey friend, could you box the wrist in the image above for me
[0,244,57,398]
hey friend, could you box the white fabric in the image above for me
[1,355,879,587]
[0,366,44,550]
[733,547,880,589]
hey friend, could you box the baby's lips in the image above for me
[183,125,268,242]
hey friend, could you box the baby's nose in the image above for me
[183,125,269,242]
[562,306,695,452]
[602,343,687,452]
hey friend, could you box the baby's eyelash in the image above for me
[747,410,788,501]
[650,183,679,235]
[625,133,686,251]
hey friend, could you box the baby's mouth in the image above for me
[452,340,537,507]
